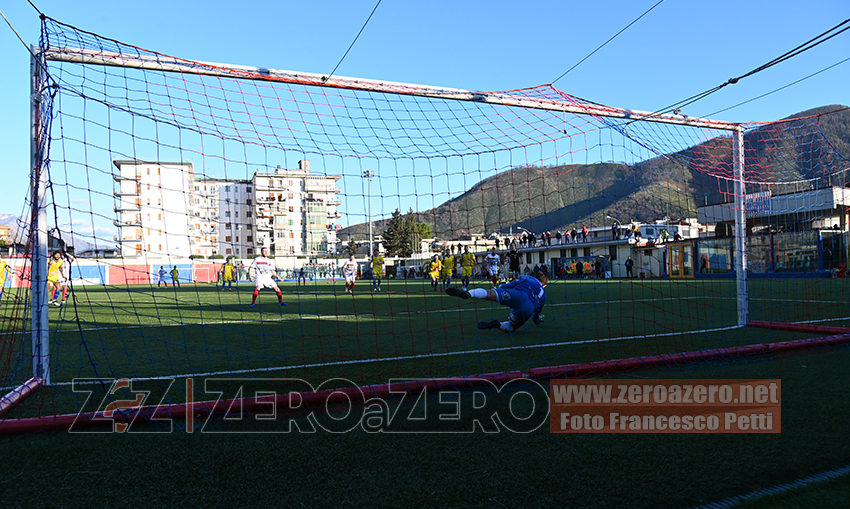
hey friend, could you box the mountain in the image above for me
[0,214,22,230]
[341,105,850,240]
[0,213,97,253]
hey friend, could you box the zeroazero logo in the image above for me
[70,377,551,433]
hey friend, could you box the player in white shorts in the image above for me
[484,247,501,288]
[343,255,359,294]
[248,247,287,308]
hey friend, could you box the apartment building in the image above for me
[113,160,194,259]
[252,160,342,257]
[114,159,341,259]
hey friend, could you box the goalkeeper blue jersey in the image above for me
[499,275,546,316]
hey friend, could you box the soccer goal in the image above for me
[2,15,850,432]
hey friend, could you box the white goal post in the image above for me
[28,45,751,389]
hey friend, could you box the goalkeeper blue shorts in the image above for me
[493,288,534,329]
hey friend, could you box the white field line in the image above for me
[36,324,743,388]
[21,295,848,335]
[48,295,722,333]
[36,313,850,389]
[4,296,841,391]
[750,297,849,304]
[693,463,850,509]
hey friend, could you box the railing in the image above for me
[113,219,142,227]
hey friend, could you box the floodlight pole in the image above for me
[732,126,749,327]
[30,46,50,385]
[363,170,373,258]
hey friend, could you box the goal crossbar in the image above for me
[42,47,739,131]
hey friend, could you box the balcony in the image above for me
[114,189,140,197]
[327,210,342,219]
[115,236,142,243]
[114,204,141,212]
[113,219,142,228]
[305,181,336,192]
[256,223,273,231]
[112,174,139,182]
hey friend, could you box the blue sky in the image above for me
[1,0,848,229]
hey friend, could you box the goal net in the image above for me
[2,16,849,430]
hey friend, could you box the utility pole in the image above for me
[363,170,373,258]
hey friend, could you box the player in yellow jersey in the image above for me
[221,258,235,291]
[460,245,475,291]
[370,253,385,292]
[427,254,442,292]
[0,257,11,305]
[440,251,455,290]
[47,251,67,307]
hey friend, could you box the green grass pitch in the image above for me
[1,277,849,506]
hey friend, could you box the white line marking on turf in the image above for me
[33,325,742,388]
[751,297,848,304]
[692,463,850,509]
[48,295,721,333]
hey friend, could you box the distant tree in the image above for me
[381,209,433,257]
[404,209,431,255]
[382,209,412,257]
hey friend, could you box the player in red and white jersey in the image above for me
[342,255,359,294]
[484,247,501,288]
[248,247,287,308]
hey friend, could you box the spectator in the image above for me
[581,226,588,243]
[673,232,683,241]
[611,222,619,240]
[555,231,562,244]
[625,256,634,278]
[570,228,578,243]
[594,258,603,279]
[546,231,552,245]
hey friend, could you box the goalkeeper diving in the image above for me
[446,267,548,332]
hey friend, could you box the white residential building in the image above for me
[193,178,255,258]
[113,160,194,259]
[252,160,342,257]
[113,159,341,259]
